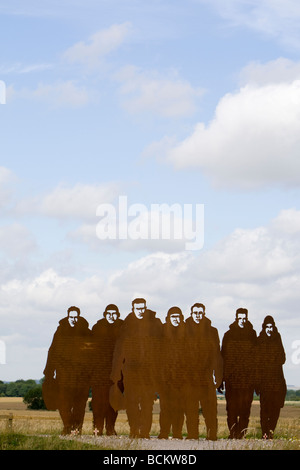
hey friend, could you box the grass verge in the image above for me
[0,432,106,450]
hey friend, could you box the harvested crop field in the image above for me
[0,398,299,450]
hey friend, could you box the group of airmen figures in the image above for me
[43,298,286,441]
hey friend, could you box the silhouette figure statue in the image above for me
[255,316,287,439]
[158,306,186,439]
[43,306,92,435]
[220,308,257,439]
[185,303,223,440]
[90,304,123,436]
[110,298,162,438]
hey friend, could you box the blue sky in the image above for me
[1,0,300,385]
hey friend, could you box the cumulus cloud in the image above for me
[99,207,300,332]
[71,200,204,253]
[2,208,300,380]
[0,268,104,379]
[72,222,189,253]
[24,207,300,324]
[8,205,297,319]
[198,214,300,284]
[167,78,300,189]
[270,208,300,235]
[15,182,121,221]
[0,223,37,258]
[0,268,102,314]
[239,57,300,86]
[115,65,205,118]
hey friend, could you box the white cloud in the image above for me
[18,63,54,74]
[167,79,300,189]
[4,23,132,107]
[198,219,300,284]
[0,223,37,258]
[1,208,300,381]
[0,62,54,75]
[30,80,91,108]
[72,222,189,254]
[15,182,121,221]
[32,80,90,108]
[199,0,300,49]
[0,268,101,311]
[239,57,300,86]
[78,206,300,323]
[270,208,300,235]
[4,208,300,318]
[71,201,204,253]
[0,268,105,379]
[8,80,93,107]
[0,166,15,183]
[0,167,17,210]
[115,65,204,118]
[104,208,300,348]
[63,23,131,70]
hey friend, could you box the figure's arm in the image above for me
[110,336,125,383]
[43,329,60,378]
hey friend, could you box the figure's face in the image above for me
[265,323,273,337]
[68,311,79,327]
[237,313,247,328]
[106,310,118,324]
[133,302,146,319]
[170,313,181,327]
[191,306,205,324]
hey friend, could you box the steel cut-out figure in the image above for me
[255,315,286,439]
[158,306,186,439]
[43,306,92,435]
[90,304,123,436]
[185,303,223,440]
[110,298,162,438]
[220,308,257,439]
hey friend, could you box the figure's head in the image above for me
[104,304,120,324]
[67,306,80,327]
[236,308,248,328]
[166,306,183,327]
[132,298,146,319]
[191,303,205,324]
[262,315,276,337]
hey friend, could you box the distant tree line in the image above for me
[0,379,42,397]
[0,379,46,409]
[0,380,299,411]
[285,389,300,401]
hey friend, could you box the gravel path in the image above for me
[61,434,279,450]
